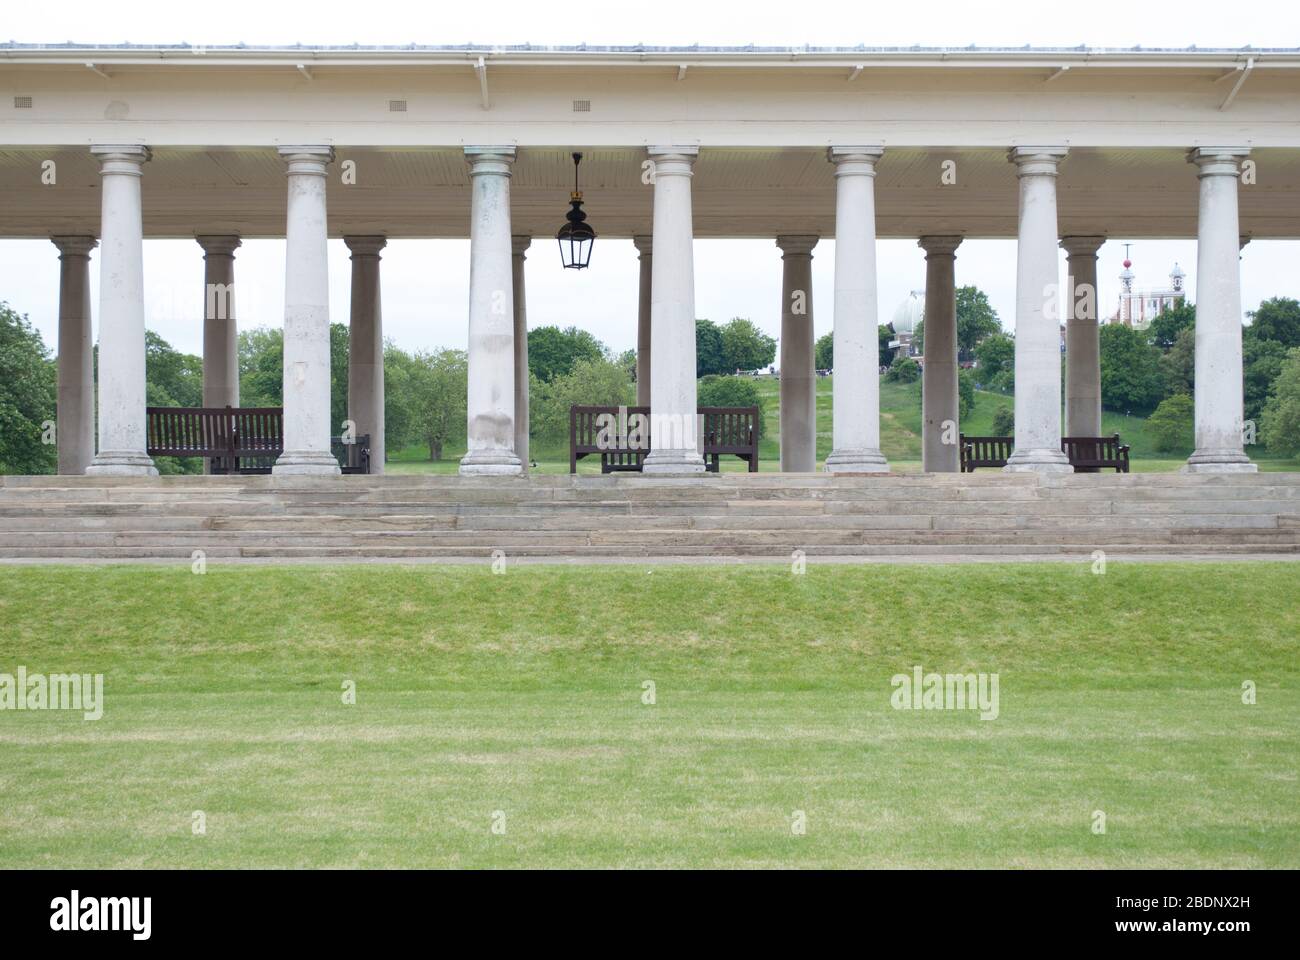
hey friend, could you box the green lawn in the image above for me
[1,563,1296,868]
[387,375,1300,474]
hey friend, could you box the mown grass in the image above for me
[1,563,1296,868]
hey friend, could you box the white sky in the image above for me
[3,0,1299,358]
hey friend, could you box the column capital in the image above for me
[1059,235,1106,258]
[90,144,151,175]
[918,235,963,258]
[1188,146,1251,177]
[775,234,818,257]
[278,145,334,176]
[344,235,387,258]
[511,235,532,257]
[465,146,516,177]
[1008,146,1068,176]
[827,146,884,175]
[632,234,653,256]
[196,234,242,258]
[646,146,698,177]
[51,235,98,258]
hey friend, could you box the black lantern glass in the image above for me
[557,152,596,269]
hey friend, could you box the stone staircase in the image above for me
[0,472,1298,561]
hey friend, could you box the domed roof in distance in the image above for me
[892,289,926,334]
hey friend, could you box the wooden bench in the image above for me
[146,406,371,474]
[959,433,1130,473]
[570,405,759,474]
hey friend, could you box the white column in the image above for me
[1005,147,1071,473]
[1184,147,1256,473]
[86,145,156,476]
[51,236,97,475]
[345,235,386,473]
[511,235,531,471]
[273,145,339,475]
[776,235,818,472]
[633,234,653,407]
[825,147,889,474]
[196,235,241,409]
[1060,236,1104,438]
[644,146,705,475]
[460,147,521,476]
[919,235,962,473]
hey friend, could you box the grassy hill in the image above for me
[389,375,1299,473]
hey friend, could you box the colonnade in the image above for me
[51,143,1257,476]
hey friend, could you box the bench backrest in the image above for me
[959,435,1015,471]
[147,406,371,474]
[570,405,759,472]
[960,433,1130,472]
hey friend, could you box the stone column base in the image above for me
[643,449,706,475]
[273,451,342,476]
[1004,448,1072,473]
[824,449,890,474]
[459,451,524,476]
[85,452,158,476]
[1182,449,1258,473]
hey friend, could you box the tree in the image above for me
[697,375,766,439]
[694,318,726,377]
[885,356,920,383]
[528,325,605,383]
[409,349,468,461]
[957,368,976,420]
[616,348,637,384]
[878,325,894,364]
[1148,302,1196,351]
[721,317,776,372]
[382,343,422,458]
[1259,347,1300,456]
[1148,393,1195,453]
[990,406,1015,436]
[145,331,202,408]
[239,327,284,407]
[1100,324,1165,414]
[1243,335,1289,424]
[955,285,1002,361]
[329,322,350,436]
[974,332,1015,392]
[530,356,633,443]
[1247,297,1300,349]
[1161,327,1195,398]
[815,332,833,370]
[0,302,57,475]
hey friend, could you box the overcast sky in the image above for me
[3,0,1298,358]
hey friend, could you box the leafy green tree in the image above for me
[695,318,726,377]
[1247,297,1300,349]
[1243,335,1289,424]
[974,332,1015,391]
[530,356,633,444]
[815,332,833,370]
[329,322,350,436]
[0,302,57,475]
[1148,392,1195,453]
[1259,347,1300,456]
[145,331,203,408]
[885,356,920,383]
[878,325,894,364]
[955,285,1002,361]
[382,343,422,458]
[957,368,976,420]
[616,348,637,384]
[409,349,468,461]
[990,406,1015,436]
[721,317,776,373]
[697,375,766,439]
[239,327,284,407]
[528,325,605,382]
[1148,302,1196,351]
[1100,324,1165,414]
[1161,327,1195,398]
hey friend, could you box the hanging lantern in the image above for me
[556,152,596,269]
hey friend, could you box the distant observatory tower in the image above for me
[1112,244,1186,329]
